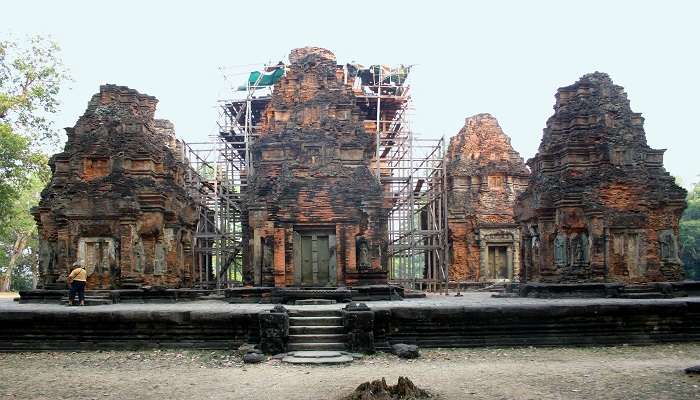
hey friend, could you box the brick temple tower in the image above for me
[242,47,390,288]
[445,114,529,282]
[32,85,197,289]
[516,73,687,283]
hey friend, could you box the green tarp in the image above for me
[237,67,285,90]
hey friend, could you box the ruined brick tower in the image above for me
[243,47,389,287]
[516,72,687,283]
[446,114,529,282]
[33,85,197,289]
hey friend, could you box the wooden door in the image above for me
[495,246,508,279]
[488,246,508,279]
[300,233,331,286]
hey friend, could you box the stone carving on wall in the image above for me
[357,237,371,271]
[554,234,568,265]
[154,242,166,275]
[133,237,145,273]
[262,236,274,275]
[576,233,589,264]
[658,230,677,261]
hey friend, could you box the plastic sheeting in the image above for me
[237,66,285,91]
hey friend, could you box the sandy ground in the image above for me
[1,344,699,400]
[0,292,19,299]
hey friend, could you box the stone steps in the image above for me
[288,334,347,344]
[621,292,667,299]
[624,286,656,293]
[289,316,343,326]
[287,309,347,352]
[61,299,113,306]
[287,342,347,351]
[289,325,345,335]
[61,295,113,306]
[620,284,668,299]
[293,299,336,305]
[288,309,342,317]
[282,350,353,365]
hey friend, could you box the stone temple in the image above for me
[242,47,390,288]
[26,54,691,300]
[446,114,529,282]
[516,72,688,283]
[32,85,197,290]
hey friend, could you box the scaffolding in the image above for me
[182,137,244,289]
[208,60,450,291]
[359,68,449,293]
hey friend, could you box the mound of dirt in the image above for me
[344,377,431,400]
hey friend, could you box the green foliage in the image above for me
[682,181,700,220]
[0,173,44,291]
[0,123,48,224]
[0,173,45,238]
[0,34,69,291]
[681,178,700,279]
[0,35,70,145]
[10,256,36,292]
[0,34,64,228]
[197,164,216,181]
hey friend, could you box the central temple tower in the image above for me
[242,47,389,288]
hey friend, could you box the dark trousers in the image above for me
[69,281,86,304]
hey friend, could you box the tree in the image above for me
[680,178,700,280]
[1,35,69,144]
[0,174,44,291]
[0,35,69,292]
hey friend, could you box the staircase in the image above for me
[480,282,519,298]
[61,290,113,306]
[620,284,668,299]
[287,309,346,352]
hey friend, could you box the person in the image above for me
[67,261,87,306]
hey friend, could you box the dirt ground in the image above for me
[1,344,699,400]
[0,292,19,299]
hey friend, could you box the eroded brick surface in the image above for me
[243,47,389,287]
[516,73,687,283]
[446,114,529,281]
[33,85,197,289]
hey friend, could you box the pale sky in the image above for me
[5,0,699,188]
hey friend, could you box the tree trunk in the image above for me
[0,276,9,292]
[1,234,29,292]
[31,264,39,289]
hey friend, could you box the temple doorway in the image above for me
[487,245,510,280]
[294,230,336,287]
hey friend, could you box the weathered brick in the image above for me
[32,85,197,289]
[516,73,687,283]
[446,114,529,282]
[243,47,390,287]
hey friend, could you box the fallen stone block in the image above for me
[243,352,265,364]
[685,365,700,374]
[391,343,420,359]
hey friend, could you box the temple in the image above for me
[27,57,690,300]
[242,47,391,288]
[32,85,197,290]
[445,114,529,282]
[516,72,687,283]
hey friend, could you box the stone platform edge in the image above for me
[1,298,700,352]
